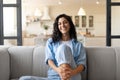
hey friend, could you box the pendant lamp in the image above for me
[78,8,86,16]
[78,0,86,16]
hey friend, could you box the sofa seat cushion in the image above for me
[11,78,19,80]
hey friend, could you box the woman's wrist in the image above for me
[55,67,60,73]
[72,64,84,76]
[71,69,77,76]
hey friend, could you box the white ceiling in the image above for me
[23,0,106,6]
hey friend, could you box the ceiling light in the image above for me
[78,8,86,16]
[78,0,86,16]
[96,0,100,4]
[58,0,62,5]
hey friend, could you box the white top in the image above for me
[60,40,71,48]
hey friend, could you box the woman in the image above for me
[45,14,86,80]
[19,14,86,80]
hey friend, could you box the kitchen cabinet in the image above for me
[85,36,106,46]
[23,36,106,46]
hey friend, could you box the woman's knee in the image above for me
[57,44,72,56]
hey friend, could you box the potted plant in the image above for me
[43,25,48,30]
[43,25,49,35]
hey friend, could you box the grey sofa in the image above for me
[0,46,120,80]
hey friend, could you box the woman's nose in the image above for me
[61,23,65,27]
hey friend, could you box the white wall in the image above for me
[22,4,106,36]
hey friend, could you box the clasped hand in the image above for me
[57,65,73,80]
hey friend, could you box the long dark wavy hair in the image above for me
[52,14,77,43]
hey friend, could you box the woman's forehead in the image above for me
[58,17,68,22]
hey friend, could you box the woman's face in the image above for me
[58,17,70,35]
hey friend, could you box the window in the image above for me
[0,0,22,46]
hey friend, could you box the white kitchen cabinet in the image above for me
[85,36,106,46]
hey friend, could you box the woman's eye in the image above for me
[64,22,68,24]
[58,23,61,25]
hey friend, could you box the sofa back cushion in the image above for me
[0,47,10,80]
[114,47,120,80]
[7,46,120,80]
[32,46,49,77]
[8,46,34,79]
[86,47,116,80]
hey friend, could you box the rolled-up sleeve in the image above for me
[45,39,54,65]
[75,43,86,69]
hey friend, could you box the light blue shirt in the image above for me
[45,38,86,80]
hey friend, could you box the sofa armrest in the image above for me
[0,48,10,80]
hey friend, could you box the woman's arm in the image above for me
[70,43,86,76]
[70,64,84,76]
[48,60,58,72]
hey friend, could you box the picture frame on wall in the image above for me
[75,16,79,27]
[89,16,94,28]
[82,16,86,27]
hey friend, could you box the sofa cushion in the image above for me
[86,47,116,80]
[0,47,10,80]
[8,46,35,79]
[114,47,120,80]
[10,78,19,80]
[32,46,49,77]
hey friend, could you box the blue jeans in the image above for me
[55,44,81,80]
[19,76,48,80]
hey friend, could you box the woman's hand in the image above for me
[56,64,73,80]
[48,60,82,80]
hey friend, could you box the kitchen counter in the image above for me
[85,36,106,46]
[23,35,106,46]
